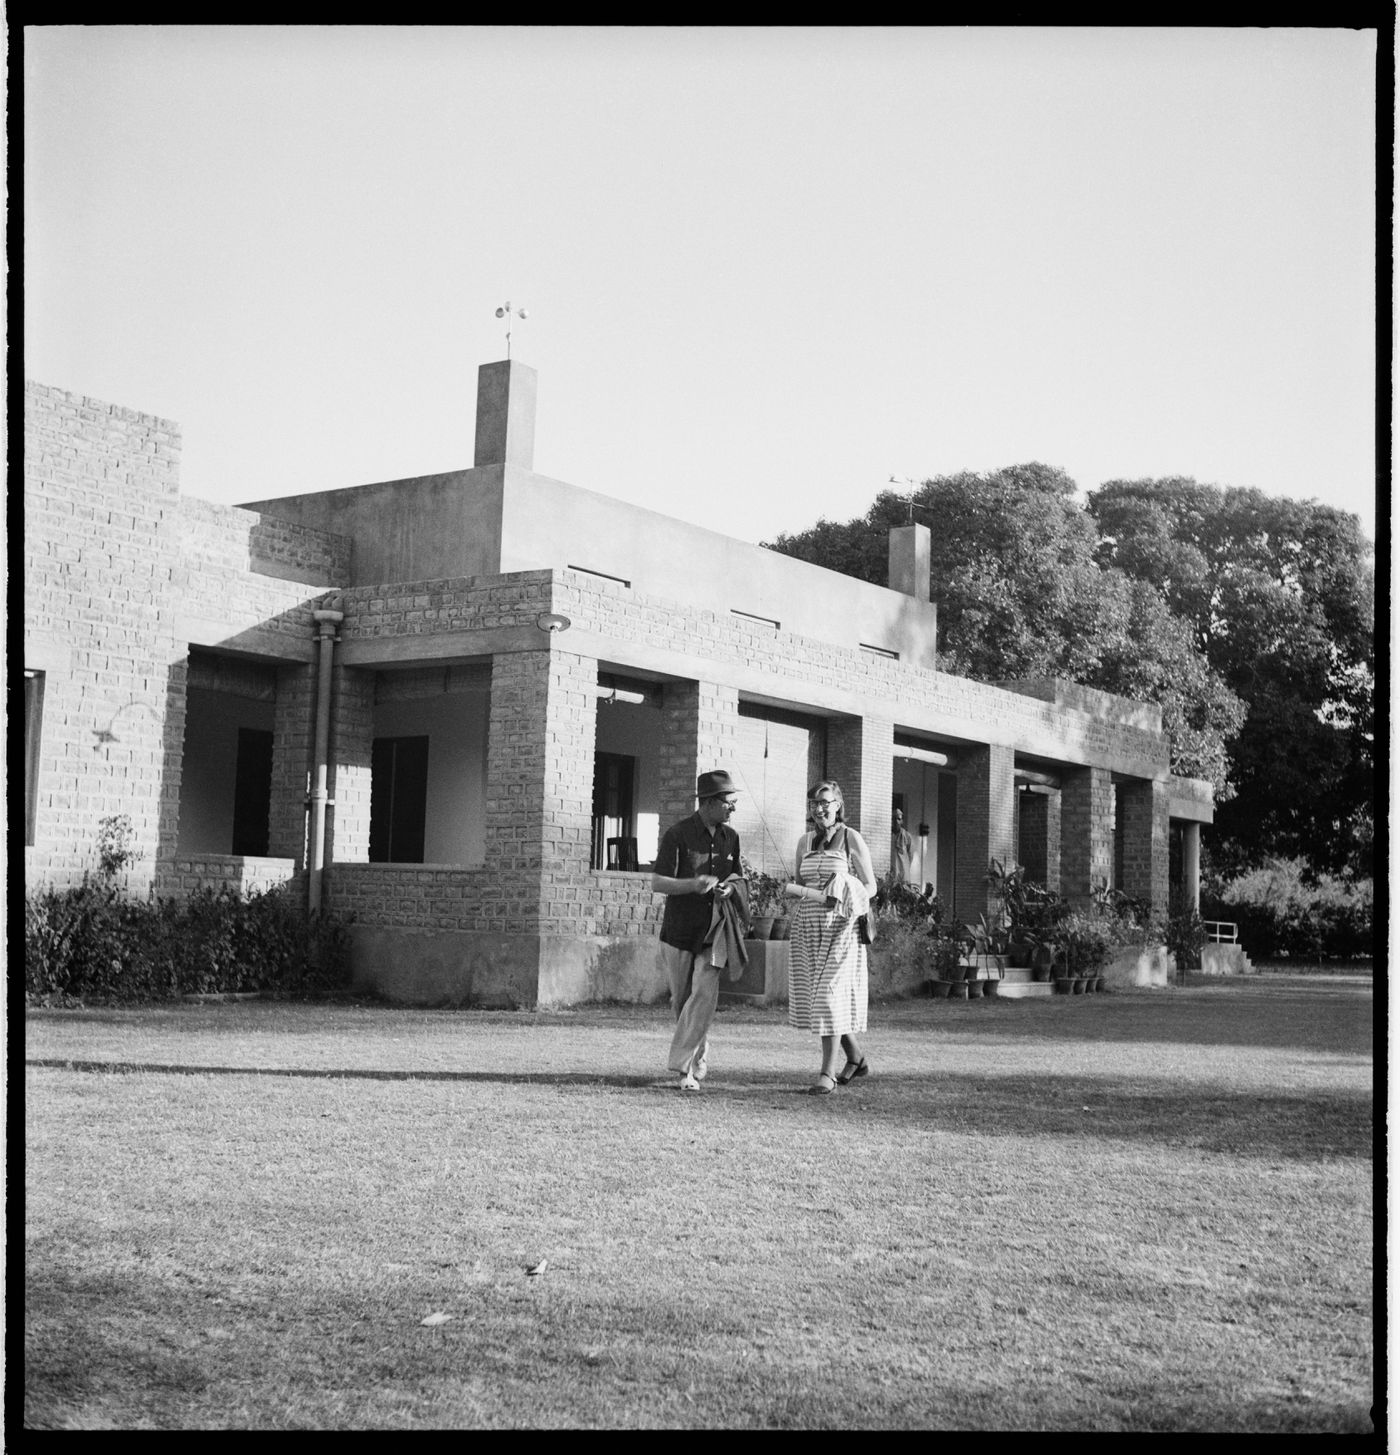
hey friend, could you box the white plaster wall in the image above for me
[594,696,663,866]
[892,758,940,892]
[372,689,489,865]
[178,688,276,854]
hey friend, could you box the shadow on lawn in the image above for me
[27,1058,1371,1162]
[889,980,1373,1056]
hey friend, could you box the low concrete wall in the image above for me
[1101,944,1170,989]
[1200,944,1256,976]
[719,939,790,1005]
[350,924,670,1007]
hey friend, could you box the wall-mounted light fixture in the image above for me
[535,612,572,634]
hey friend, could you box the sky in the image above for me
[24,25,1379,547]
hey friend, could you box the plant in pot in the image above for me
[963,912,1009,997]
[987,859,1065,974]
[919,896,964,999]
[740,859,785,939]
[1057,910,1114,991]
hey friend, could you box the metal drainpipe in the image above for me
[308,610,344,916]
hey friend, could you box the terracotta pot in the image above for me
[769,917,790,941]
[948,981,969,1000]
[1072,976,1086,994]
[747,916,775,941]
[966,978,984,999]
[930,979,951,999]
[1053,977,1073,995]
[983,977,1000,998]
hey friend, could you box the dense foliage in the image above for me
[25,881,351,1004]
[1203,858,1373,961]
[1089,481,1374,877]
[765,469,1373,876]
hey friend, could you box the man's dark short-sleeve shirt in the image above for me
[656,813,741,951]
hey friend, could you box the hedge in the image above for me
[25,881,352,1004]
[1202,859,1373,960]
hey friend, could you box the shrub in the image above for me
[24,882,351,1004]
[1054,910,1117,976]
[1204,858,1373,959]
[868,890,965,991]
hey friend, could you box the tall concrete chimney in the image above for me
[888,523,930,602]
[474,360,537,469]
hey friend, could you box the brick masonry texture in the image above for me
[28,377,1191,970]
[1060,766,1116,904]
[24,380,339,893]
[1117,779,1170,908]
[954,744,1017,917]
[177,495,351,585]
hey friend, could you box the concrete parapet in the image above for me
[1101,944,1171,988]
[1200,944,1256,975]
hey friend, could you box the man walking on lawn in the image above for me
[651,770,743,1092]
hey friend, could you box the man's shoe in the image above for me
[693,1055,708,1082]
[679,1073,701,1092]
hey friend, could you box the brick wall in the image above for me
[826,715,895,875]
[730,705,825,875]
[1018,789,1062,892]
[159,854,300,898]
[656,680,742,829]
[555,570,1171,780]
[1061,766,1115,906]
[25,381,184,891]
[177,496,351,585]
[1118,779,1170,911]
[953,744,1016,918]
[326,862,663,938]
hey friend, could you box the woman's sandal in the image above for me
[808,1072,837,1096]
[835,1057,869,1085]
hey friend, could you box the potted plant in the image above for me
[740,859,785,939]
[1056,909,1115,991]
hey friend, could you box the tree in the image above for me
[765,464,1244,796]
[1089,480,1374,874]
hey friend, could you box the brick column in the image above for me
[485,648,597,932]
[953,743,1015,920]
[1060,766,1114,907]
[657,680,740,829]
[1017,787,1062,892]
[268,662,316,864]
[324,663,375,866]
[1118,778,1169,916]
[826,714,894,874]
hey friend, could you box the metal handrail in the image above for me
[1202,920,1238,944]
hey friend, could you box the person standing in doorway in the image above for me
[891,807,916,887]
[788,780,877,1094]
[651,771,743,1092]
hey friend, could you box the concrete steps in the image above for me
[997,967,1054,999]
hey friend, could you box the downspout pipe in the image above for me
[308,610,344,916]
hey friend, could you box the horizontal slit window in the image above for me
[730,609,780,629]
[859,643,900,661]
[567,564,631,588]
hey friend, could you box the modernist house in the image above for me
[24,361,1215,1005]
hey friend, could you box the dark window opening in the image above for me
[25,670,45,846]
[592,751,636,870]
[370,736,429,863]
[231,728,274,856]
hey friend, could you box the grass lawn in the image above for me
[25,978,1374,1431]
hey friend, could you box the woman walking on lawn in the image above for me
[787,780,877,1094]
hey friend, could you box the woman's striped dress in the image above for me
[787,836,868,1037]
